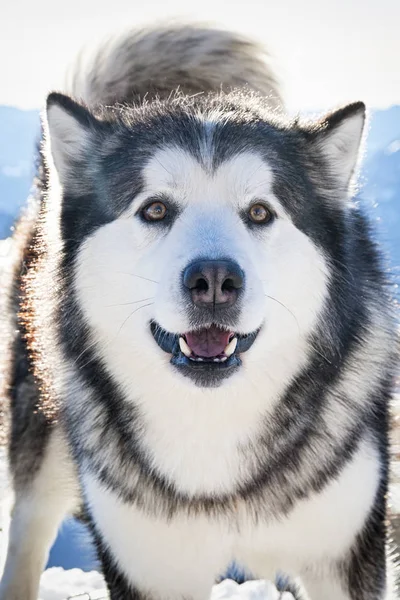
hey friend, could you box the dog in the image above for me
[0,22,398,600]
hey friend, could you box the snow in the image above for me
[38,569,107,600]
[211,579,294,600]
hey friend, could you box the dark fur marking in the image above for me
[86,514,149,600]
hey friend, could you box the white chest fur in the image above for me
[84,440,379,600]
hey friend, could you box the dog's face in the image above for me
[46,94,365,392]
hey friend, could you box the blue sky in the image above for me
[1,0,399,112]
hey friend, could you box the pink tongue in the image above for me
[185,326,232,358]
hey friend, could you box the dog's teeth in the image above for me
[179,337,192,357]
[224,337,238,357]
[220,356,228,362]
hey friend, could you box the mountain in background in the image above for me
[0,104,399,266]
[0,106,39,237]
[362,106,400,271]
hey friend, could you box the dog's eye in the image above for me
[142,201,168,222]
[248,203,274,224]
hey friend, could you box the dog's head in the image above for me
[45,93,365,392]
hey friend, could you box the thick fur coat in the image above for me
[0,22,398,600]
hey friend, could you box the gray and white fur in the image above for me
[0,21,398,600]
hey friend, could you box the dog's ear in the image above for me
[45,93,103,186]
[308,102,366,190]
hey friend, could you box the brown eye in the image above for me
[248,203,274,224]
[142,201,167,222]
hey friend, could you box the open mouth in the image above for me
[150,321,259,385]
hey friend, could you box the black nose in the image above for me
[183,260,244,309]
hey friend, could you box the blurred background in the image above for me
[0,0,399,574]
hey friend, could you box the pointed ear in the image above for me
[308,102,366,190]
[45,92,102,186]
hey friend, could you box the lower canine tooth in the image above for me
[224,337,238,357]
[179,337,192,357]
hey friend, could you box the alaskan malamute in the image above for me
[0,22,398,600]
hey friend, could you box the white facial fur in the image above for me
[76,149,326,331]
[75,148,329,390]
[72,148,329,494]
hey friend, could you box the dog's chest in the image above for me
[84,440,378,600]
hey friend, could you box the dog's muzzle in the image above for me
[150,258,259,386]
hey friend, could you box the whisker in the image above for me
[104,297,154,308]
[264,294,300,335]
[153,156,174,178]
[115,271,159,284]
[116,302,154,337]
[264,293,331,364]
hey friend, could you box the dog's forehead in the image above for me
[142,146,275,205]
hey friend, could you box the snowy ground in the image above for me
[38,568,107,600]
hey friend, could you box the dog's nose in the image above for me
[183,260,244,308]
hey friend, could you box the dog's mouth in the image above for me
[180,328,239,362]
[150,321,259,384]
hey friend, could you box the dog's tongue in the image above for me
[185,326,232,358]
